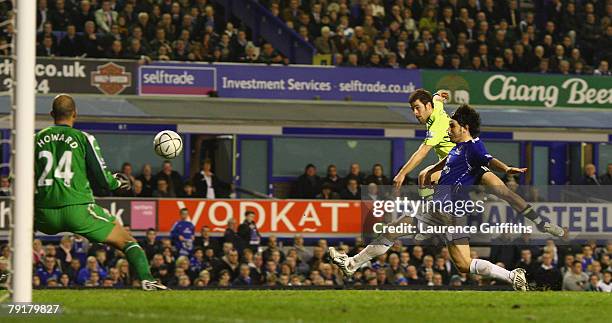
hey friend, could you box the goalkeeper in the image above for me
[34,94,166,290]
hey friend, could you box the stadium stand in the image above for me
[0,160,610,290]
[15,220,612,290]
[0,0,609,72]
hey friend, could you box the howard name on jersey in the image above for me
[36,132,80,149]
[34,125,119,208]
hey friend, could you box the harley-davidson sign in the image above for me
[0,56,137,95]
[91,62,132,95]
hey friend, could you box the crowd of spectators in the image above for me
[1,162,611,291]
[0,158,233,199]
[291,161,612,202]
[2,159,611,200]
[1,0,610,74]
[4,223,609,291]
[0,0,287,64]
[576,163,612,185]
[108,158,232,198]
[268,0,612,73]
[292,162,400,200]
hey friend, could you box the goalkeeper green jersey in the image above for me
[34,125,119,208]
[424,100,455,160]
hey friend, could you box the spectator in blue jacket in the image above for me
[233,263,254,286]
[238,211,261,253]
[190,248,206,275]
[71,235,89,266]
[77,256,107,285]
[171,208,195,256]
[36,255,62,286]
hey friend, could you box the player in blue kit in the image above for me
[420,105,530,290]
[426,124,495,208]
[170,208,195,256]
[331,105,548,291]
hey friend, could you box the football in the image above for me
[153,130,183,159]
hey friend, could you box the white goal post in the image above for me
[12,0,36,302]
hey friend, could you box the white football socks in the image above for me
[520,206,542,225]
[469,258,512,283]
[350,244,391,270]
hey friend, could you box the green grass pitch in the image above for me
[1,290,610,322]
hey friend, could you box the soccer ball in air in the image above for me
[154,130,183,159]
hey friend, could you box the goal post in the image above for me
[12,0,37,302]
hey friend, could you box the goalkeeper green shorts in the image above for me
[35,203,117,243]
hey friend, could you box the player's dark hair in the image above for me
[408,89,433,107]
[51,94,76,120]
[451,104,481,137]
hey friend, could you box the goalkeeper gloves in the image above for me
[113,173,132,191]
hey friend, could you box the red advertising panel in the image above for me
[158,199,362,235]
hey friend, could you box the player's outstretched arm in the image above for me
[83,133,121,191]
[393,143,433,188]
[489,158,527,175]
[432,90,449,102]
[422,156,447,186]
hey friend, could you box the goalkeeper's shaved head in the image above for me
[51,93,77,122]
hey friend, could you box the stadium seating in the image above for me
[0,0,609,72]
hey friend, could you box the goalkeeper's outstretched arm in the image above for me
[83,132,120,191]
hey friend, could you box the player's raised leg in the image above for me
[447,238,528,291]
[479,172,564,237]
[102,215,167,291]
[329,214,414,276]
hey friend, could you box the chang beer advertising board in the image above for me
[423,70,612,108]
